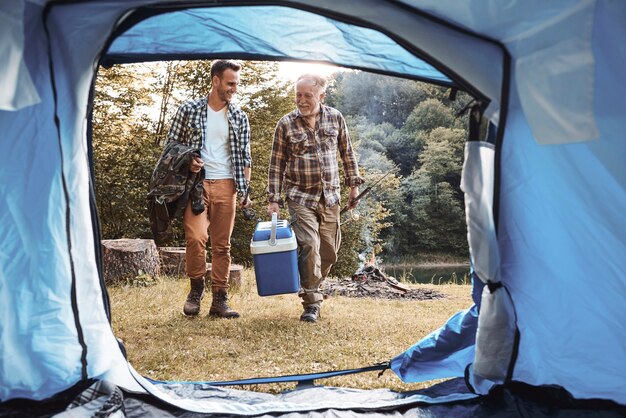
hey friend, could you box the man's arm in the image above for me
[166,102,205,174]
[336,113,364,188]
[238,113,252,208]
[241,113,252,169]
[346,186,360,210]
[165,102,189,145]
[335,113,364,209]
[239,165,252,208]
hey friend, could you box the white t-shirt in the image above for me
[201,105,233,179]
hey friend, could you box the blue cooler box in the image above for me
[250,213,299,296]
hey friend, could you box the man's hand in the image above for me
[267,202,280,218]
[346,186,360,210]
[189,156,204,173]
[239,195,252,208]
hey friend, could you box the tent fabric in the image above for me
[105,6,451,86]
[1,0,626,414]
[498,92,626,400]
[121,366,478,416]
[461,142,499,285]
[0,1,40,110]
[493,2,626,400]
[283,0,505,126]
[390,274,487,384]
[390,305,478,383]
[3,378,624,417]
[400,0,599,145]
[460,141,517,387]
[470,285,517,391]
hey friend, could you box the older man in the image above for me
[267,74,363,322]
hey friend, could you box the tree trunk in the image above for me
[205,263,244,291]
[158,246,186,277]
[158,247,244,289]
[102,239,160,284]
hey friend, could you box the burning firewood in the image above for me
[353,265,411,293]
[322,251,443,300]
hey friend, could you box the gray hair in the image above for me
[295,73,328,93]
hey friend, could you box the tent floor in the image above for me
[1,378,624,417]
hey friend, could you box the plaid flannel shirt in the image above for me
[268,105,363,209]
[166,97,251,196]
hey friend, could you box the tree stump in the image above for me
[158,246,186,277]
[156,246,244,288]
[205,263,244,290]
[101,239,160,284]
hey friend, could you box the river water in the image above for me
[379,264,470,285]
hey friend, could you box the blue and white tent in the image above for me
[1,1,625,416]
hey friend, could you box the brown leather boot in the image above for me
[300,305,320,322]
[209,289,240,318]
[183,277,205,316]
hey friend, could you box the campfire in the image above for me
[322,253,445,301]
[352,264,411,293]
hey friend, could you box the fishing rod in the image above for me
[340,170,395,215]
[283,169,396,227]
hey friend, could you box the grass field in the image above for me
[108,270,473,394]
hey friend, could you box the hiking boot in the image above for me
[209,289,240,319]
[183,278,205,316]
[300,305,320,322]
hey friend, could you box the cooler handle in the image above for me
[270,212,278,246]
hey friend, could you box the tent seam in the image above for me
[43,2,89,381]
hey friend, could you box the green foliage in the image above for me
[404,98,461,134]
[93,65,160,239]
[418,127,466,188]
[398,174,467,254]
[326,72,474,259]
[382,129,426,177]
[326,71,431,127]
[385,127,468,255]
[331,170,398,277]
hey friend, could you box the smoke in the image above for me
[355,219,381,273]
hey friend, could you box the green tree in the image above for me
[93,64,160,239]
[329,115,399,276]
[399,174,466,254]
[327,72,472,260]
[385,127,467,255]
[381,129,426,177]
[403,98,462,134]
[418,127,465,189]
[327,71,431,127]
[332,168,399,277]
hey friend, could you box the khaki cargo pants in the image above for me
[287,197,341,308]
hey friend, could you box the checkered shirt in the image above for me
[166,97,251,196]
[268,105,363,209]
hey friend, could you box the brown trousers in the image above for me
[287,197,341,307]
[183,179,236,290]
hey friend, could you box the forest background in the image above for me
[93,61,474,278]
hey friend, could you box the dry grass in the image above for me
[108,270,473,394]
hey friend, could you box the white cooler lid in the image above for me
[250,235,297,254]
